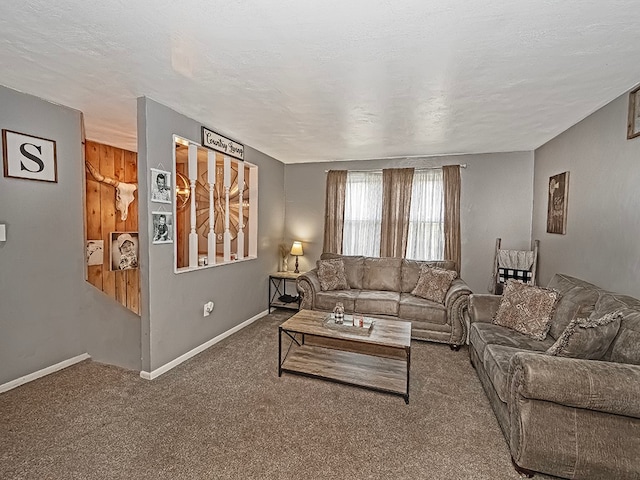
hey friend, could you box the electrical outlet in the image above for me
[203,301,214,317]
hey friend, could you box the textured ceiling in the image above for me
[1,0,640,163]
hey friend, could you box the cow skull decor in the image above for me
[85,161,137,221]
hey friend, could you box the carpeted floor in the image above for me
[0,310,555,479]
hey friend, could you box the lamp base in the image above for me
[294,256,300,273]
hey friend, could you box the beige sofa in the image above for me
[469,274,640,479]
[296,253,472,348]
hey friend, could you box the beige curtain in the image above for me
[443,165,461,273]
[380,168,414,257]
[322,170,347,254]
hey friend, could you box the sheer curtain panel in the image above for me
[406,169,444,261]
[342,171,383,256]
[322,170,347,254]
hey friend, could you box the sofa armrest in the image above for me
[296,269,321,310]
[509,352,640,477]
[510,352,640,418]
[444,278,472,346]
[468,294,501,324]
[445,278,472,304]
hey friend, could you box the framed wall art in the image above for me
[2,129,57,182]
[547,171,569,235]
[111,232,139,271]
[150,168,172,203]
[152,211,173,244]
[86,239,104,266]
[627,85,640,139]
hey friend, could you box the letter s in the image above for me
[19,143,45,173]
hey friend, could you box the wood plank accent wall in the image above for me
[85,140,140,315]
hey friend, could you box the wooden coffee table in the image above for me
[278,309,411,403]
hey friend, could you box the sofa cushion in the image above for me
[314,290,360,312]
[400,259,456,293]
[546,310,622,359]
[593,293,640,365]
[548,288,599,340]
[547,273,600,296]
[469,322,555,360]
[411,266,457,304]
[483,345,525,403]
[355,290,400,316]
[317,258,350,291]
[398,293,447,324]
[362,257,402,291]
[609,329,640,365]
[493,280,560,340]
[320,253,365,289]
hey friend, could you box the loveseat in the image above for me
[469,273,640,479]
[296,253,472,347]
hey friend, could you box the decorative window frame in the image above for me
[170,135,258,273]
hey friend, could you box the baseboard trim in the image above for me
[140,309,268,380]
[0,353,91,394]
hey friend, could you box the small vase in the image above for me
[280,256,289,272]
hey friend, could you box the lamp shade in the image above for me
[290,241,303,256]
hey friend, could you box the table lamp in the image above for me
[290,241,303,273]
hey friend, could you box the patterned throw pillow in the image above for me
[317,258,350,291]
[411,266,458,304]
[493,280,560,340]
[546,311,622,359]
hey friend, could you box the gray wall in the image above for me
[284,152,534,293]
[137,98,284,373]
[533,90,640,297]
[0,85,140,386]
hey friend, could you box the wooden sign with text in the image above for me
[201,127,244,161]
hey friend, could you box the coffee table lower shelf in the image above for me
[279,344,409,402]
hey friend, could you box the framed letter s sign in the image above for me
[2,129,58,183]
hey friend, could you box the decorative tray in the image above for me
[323,314,374,335]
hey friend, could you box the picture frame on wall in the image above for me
[2,129,58,182]
[547,171,569,235]
[86,239,104,266]
[627,85,640,139]
[111,232,139,271]
[150,168,172,203]
[151,211,173,244]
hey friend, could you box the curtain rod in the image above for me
[324,164,467,173]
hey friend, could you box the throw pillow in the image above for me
[317,258,350,291]
[493,280,560,340]
[411,266,458,304]
[546,310,622,359]
[548,297,597,340]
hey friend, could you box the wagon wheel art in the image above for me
[192,166,249,243]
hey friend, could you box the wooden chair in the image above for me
[490,238,539,295]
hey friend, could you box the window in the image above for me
[406,169,444,260]
[342,171,383,256]
[341,168,444,260]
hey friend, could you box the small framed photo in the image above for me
[152,211,173,244]
[627,85,640,139]
[547,171,569,235]
[111,232,139,271]
[2,129,57,182]
[86,239,104,266]
[150,168,172,203]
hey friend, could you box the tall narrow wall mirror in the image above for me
[173,135,258,272]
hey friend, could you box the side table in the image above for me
[269,272,303,313]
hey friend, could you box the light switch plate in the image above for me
[0,224,6,242]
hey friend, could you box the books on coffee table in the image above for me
[323,314,374,334]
